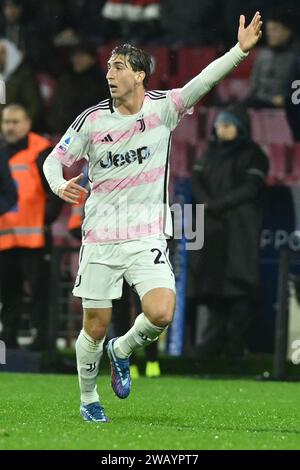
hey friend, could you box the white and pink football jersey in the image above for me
[50,90,193,244]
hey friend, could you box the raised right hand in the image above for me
[58,173,88,204]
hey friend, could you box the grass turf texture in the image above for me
[0,373,300,450]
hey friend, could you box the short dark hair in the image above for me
[110,44,153,87]
[267,11,295,32]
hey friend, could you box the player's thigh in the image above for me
[124,238,176,322]
[73,244,124,301]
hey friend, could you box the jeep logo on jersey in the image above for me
[100,146,150,168]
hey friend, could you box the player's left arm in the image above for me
[180,12,262,110]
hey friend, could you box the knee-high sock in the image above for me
[113,313,167,359]
[75,329,105,404]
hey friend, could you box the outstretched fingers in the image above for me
[255,20,263,37]
[251,11,262,31]
[250,11,260,25]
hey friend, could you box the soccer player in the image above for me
[43,13,262,423]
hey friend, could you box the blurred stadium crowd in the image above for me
[1,0,300,363]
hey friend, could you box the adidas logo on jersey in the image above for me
[101,134,113,142]
[100,146,150,168]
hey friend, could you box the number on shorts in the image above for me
[151,248,165,264]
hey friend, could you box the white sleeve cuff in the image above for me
[43,154,67,196]
[233,42,250,59]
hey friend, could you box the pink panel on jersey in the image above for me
[53,150,77,167]
[84,217,163,243]
[144,112,162,130]
[88,109,103,122]
[91,113,162,144]
[91,165,165,193]
[171,89,193,118]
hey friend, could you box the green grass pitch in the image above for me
[0,372,300,450]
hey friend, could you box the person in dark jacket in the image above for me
[47,42,109,133]
[245,12,299,108]
[0,145,18,304]
[190,104,269,357]
[0,38,44,129]
[0,148,17,215]
[0,0,57,75]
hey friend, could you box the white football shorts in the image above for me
[73,236,175,308]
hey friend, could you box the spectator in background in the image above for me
[189,104,269,358]
[0,104,63,350]
[0,0,57,74]
[245,12,299,108]
[0,39,43,129]
[40,0,106,47]
[101,0,162,44]
[38,0,79,47]
[63,0,107,45]
[0,0,34,52]
[47,42,109,134]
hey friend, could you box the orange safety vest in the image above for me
[0,132,51,250]
[68,191,87,231]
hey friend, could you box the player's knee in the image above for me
[83,317,108,340]
[143,289,175,327]
[149,305,174,327]
[83,308,111,340]
[85,324,107,341]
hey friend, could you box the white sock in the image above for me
[75,329,105,405]
[113,313,166,358]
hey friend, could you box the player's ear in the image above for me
[136,70,145,85]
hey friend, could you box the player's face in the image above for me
[1,108,31,143]
[106,54,143,99]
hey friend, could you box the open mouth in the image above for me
[109,85,117,91]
